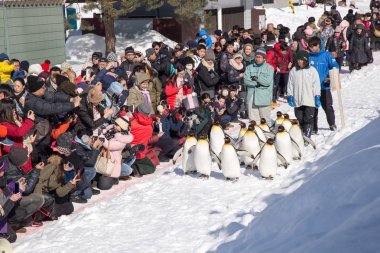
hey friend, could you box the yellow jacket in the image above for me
[0,61,14,83]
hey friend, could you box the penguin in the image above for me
[193,134,212,178]
[238,122,247,142]
[259,118,271,133]
[272,111,284,133]
[210,122,225,157]
[219,137,241,181]
[250,121,267,144]
[239,124,261,167]
[253,138,288,179]
[289,120,304,160]
[282,114,292,132]
[182,133,198,174]
[275,125,293,165]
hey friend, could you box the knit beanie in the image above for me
[88,87,104,104]
[56,132,73,155]
[63,152,84,171]
[0,53,9,62]
[115,115,130,131]
[8,146,28,167]
[296,50,310,62]
[255,48,267,58]
[107,52,118,62]
[145,48,155,58]
[28,64,43,76]
[138,103,151,116]
[179,56,194,67]
[27,75,45,92]
[204,49,216,61]
[20,60,30,73]
[41,60,51,72]
[125,46,135,55]
[232,53,243,60]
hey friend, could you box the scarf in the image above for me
[136,85,151,106]
[229,59,244,71]
[201,60,214,71]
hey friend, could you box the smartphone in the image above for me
[14,182,20,194]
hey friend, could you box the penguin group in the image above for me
[175,112,316,181]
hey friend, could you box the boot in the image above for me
[303,124,313,138]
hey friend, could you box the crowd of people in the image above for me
[0,4,377,244]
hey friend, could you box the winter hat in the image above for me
[308,17,316,23]
[187,40,197,49]
[8,146,28,167]
[28,64,43,76]
[59,80,77,97]
[296,50,309,62]
[27,75,45,92]
[232,53,243,60]
[304,26,314,36]
[214,29,222,37]
[63,152,84,171]
[88,87,104,104]
[125,46,135,55]
[99,57,108,63]
[145,48,155,58]
[135,72,151,85]
[137,103,151,116]
[108,81,124,96]
[159,47,170,58]
[41,59,51,72]
[0,125,13,146]
[0,53,9,62]
[179,56,194,67]
[243,43,254,51]
[38,71,49,81]
[56,132,73,155]
[92,52,102,59]
[107,52,118,62]
[255,48,267,58]
[56,74,70,87]
[115,115,130,131]
[204,49,216,61]
[20,60,30,73]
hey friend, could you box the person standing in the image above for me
[243,48,274,125]
[287,50,321,137]
[308,36,339,132]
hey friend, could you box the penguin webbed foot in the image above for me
[199,174,210,180]
[262,175,274,180]
[226,177,239,183]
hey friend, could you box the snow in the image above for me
[12,2,380,253]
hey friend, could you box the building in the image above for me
[0,0,66,65]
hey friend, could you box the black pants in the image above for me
[273,73,289,101]
[314,89,335,130]
[295,106,315,135]
[97,175,118,190]
[55,195,74,217]
[8,193,45,226]
[0,224,17,243]
[154,135,181,161]
[336,57,344,71]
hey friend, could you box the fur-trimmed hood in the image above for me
[47,155,62,166]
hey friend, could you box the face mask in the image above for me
[222,90,229,97]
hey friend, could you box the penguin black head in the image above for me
[267,138,275,145]
[188,132,195,137]
[213,120,221,126]
[291,119,299,125]
[276,111,283,118]
[278,125,285,132]
[284,114,290,120]
[240,122,246,129]
[224,137,231,144]
[248,122,256,131]
[198,134,208,140]
[260,118,266,124]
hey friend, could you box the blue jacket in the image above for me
[309,50,339,90]
[197,29,213,49]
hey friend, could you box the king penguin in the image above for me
[273,111,284,133]
[275,125,293,165]
[282,114,292,132]
[250,121,267,144]
[220,137,241,181]
[239,124,261,167]
[210,122,225,157]
[182,133,198,174]
[289,120,304,160]
[194,134,212,178]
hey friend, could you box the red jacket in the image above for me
[0,119,34,145]
[130,112,154,159]
[266,47,278,71]
[274,43,294,74]
[165,76,192,109]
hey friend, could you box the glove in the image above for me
[315,96,321,108]
[288,95,294,107]
[250,76,258,81]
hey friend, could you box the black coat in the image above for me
[24,91,74,123]
[151,57,172,87]
[349,32,373,64]
[226,63,245,88]
[72,142,100,168]
[196,63,220,94]
[75,93,107,131]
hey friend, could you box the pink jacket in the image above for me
[102,131,134,178]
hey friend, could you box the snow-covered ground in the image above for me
[13,2,380,253]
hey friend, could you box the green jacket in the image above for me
[34,155,75,198]
[243,62,274,107]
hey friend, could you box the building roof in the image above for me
[0,0,65,6]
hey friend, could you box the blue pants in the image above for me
[120,155,136,176]
[73,167,96,199]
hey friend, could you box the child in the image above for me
[213,96,232,129]
[226,87,243,122]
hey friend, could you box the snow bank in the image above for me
[65,30,177,63]
[210,116,380,253]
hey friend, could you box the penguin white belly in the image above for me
[182,138,197,173]
[255,126,267,143]
[194,141,212,176]
[240,134,261,165]
[210,127,225,156]
[275,133,293,164]
[260,124,270,132]
[258,146,277,178]
[282,121,292,132]
[221,145,241,178]
[290,127,304,157]
[274,119,284,133]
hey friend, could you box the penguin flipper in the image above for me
[303,136,316,149]
[224,132,240,148]
[172,147,184,164]
[264,132,275,139]
[291,139,302,159]
[276,152,288,169]
[251,151,262,169]
[210,150,222,170]
[187,145,196,154]
[254,131,266,144]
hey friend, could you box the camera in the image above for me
[104,128,116,140]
